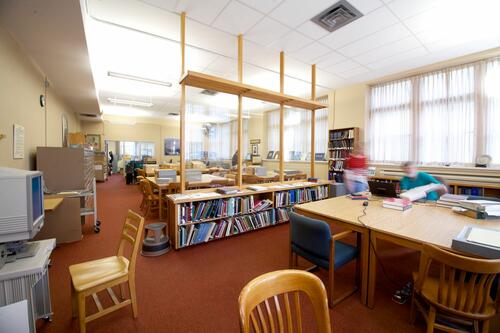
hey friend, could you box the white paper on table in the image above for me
[467,228,500,248]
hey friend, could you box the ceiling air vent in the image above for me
[200,89,218,96]
[168,112,179,116]
[311,0,363,32]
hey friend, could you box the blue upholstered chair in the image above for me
[289,211,360,307]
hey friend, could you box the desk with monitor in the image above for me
[294,196,500,308]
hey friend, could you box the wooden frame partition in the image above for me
[178,13,327,192]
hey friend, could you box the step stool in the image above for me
[141,222,170,256]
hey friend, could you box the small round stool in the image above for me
[141,222,170,256]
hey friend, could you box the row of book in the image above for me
[328,160,345,171]
[328,139,354,149]
[178,208,290,247]
[178,197,273,224]
[458,187,484,196]
[329,149,350,159]
[275,186,328,207]
[329,129,355,140]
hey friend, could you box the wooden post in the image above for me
[310,64,316,178]
[279,51,285,183]
[237,35,243,188]
[179,12,186,193]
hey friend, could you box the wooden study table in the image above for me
[294,196,500,308]
[147,174,235,219]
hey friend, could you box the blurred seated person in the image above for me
[231,150,239,168]
[344,144,368,194]
[400,161,447,201]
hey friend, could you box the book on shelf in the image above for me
[216,187,239,195]
[247,185,267,191]
[275,186,328,207]
[178,208,288,248]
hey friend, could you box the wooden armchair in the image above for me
[411,243,500,333]
[238,270,332,333]
[69,210,145,333]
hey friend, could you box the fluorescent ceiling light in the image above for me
[107,97,153,107]
[107,71,172,87]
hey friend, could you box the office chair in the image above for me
[289,211,360,307]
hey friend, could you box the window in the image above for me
[369,79,412,163]
[485,58,500,163]
[418,65,475,164]
[368,57,500,166]
[265,99,329,161]
[119,141,155,160]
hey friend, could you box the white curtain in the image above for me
[119,141,155,159]
[266,110,280,153]
[485,58,500,164]
[209,122,231,160]
[369,79,412,163]
[230,119,249,158]
[417,65,475,164]
[315,96,329,158]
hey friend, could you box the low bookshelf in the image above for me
[166,181,330,249]
[328,127,359,182]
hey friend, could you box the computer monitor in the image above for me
[0,168,45,243]
[368,180,399,198]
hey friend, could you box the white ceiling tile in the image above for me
[367,46,428,69]
[296,21,329,40]
[347,0,384,14]
[315,51,347,69]
[212,1,264,35]
[175,0,231,25]
[316,69,345,89]
[289,42,331,64]
[388,0,442,20]
[244,41,280,71]
[139,0,178,11]
[245,17,290,46]
[324,59,362,74]
[269,0,334,28]
[337,66,370,79]
[269,30,312,53]
[284,57,310,81]
[237,0,284,14]
[338,23,411,57]
[320,7,398,49]
[353,36,421,65]
[186,18,236,58]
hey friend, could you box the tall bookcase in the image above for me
[328,127,359,182]
[166,182,330,249]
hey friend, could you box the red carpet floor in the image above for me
[37,175,428,333]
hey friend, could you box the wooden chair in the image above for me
[411,243,500,333]
[239,269,332,333]
[137,177,146,210]
[289,211,360,308]
[69,210,145,333]
[140,179,159,218]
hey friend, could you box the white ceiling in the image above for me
[3,0,500,120]
[0,0,100,116]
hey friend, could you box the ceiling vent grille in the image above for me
[311,0,363,32]
[168,112,179,116]
[200,89,218,96]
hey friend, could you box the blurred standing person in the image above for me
[344,143,368,193]
[108,151,114,175]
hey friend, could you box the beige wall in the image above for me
[81,115,181,163]
[0,24,80,170]
[331,84,367,141]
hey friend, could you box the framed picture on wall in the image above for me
[164,138,180,155]
[62,114,68,147]
[85,134,101,151]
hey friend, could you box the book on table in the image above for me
[382,198,412,211]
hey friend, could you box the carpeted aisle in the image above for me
[37,174,426,333]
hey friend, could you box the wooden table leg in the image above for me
[367,230,377,309]
[158,187,164,220]
[360,230,369,306]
